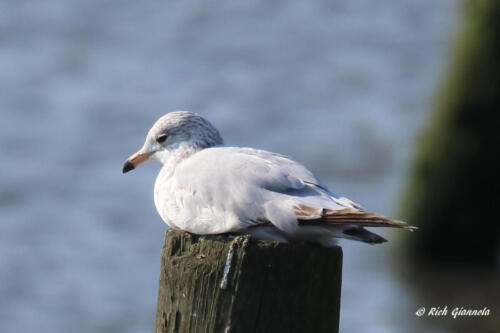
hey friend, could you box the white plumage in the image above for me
[123,111,416,246]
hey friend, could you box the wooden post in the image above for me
[154,229,342,333]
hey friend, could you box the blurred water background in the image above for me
[0,1,467,332]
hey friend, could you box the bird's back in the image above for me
[155,146,358,234]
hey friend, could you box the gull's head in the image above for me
[122,111,223,173]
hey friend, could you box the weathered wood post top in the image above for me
[155,229,343,333]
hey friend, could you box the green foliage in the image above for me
[401,0,500,267]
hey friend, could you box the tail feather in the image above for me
[343,227,387,244]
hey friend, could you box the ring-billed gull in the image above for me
[123,111,416,246]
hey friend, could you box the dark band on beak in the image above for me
[122,160,135,174]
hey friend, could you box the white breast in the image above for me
[154,166,177,227]
[153,162,241,234]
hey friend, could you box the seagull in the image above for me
[123,111,416,246]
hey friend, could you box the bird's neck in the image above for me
[156,142,204,177]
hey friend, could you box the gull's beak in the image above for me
[122,152,150,174]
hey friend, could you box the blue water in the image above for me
[0,1,457,332]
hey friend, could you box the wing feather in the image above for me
[170,146,416,237]
[295,206,417,231]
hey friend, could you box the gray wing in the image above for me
[171,146,360,234]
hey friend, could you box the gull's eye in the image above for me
[156,134,168,143]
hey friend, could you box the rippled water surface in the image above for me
[0,1,459,332]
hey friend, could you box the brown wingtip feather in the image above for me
[322,208,418,230]
[296,206,418,230]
